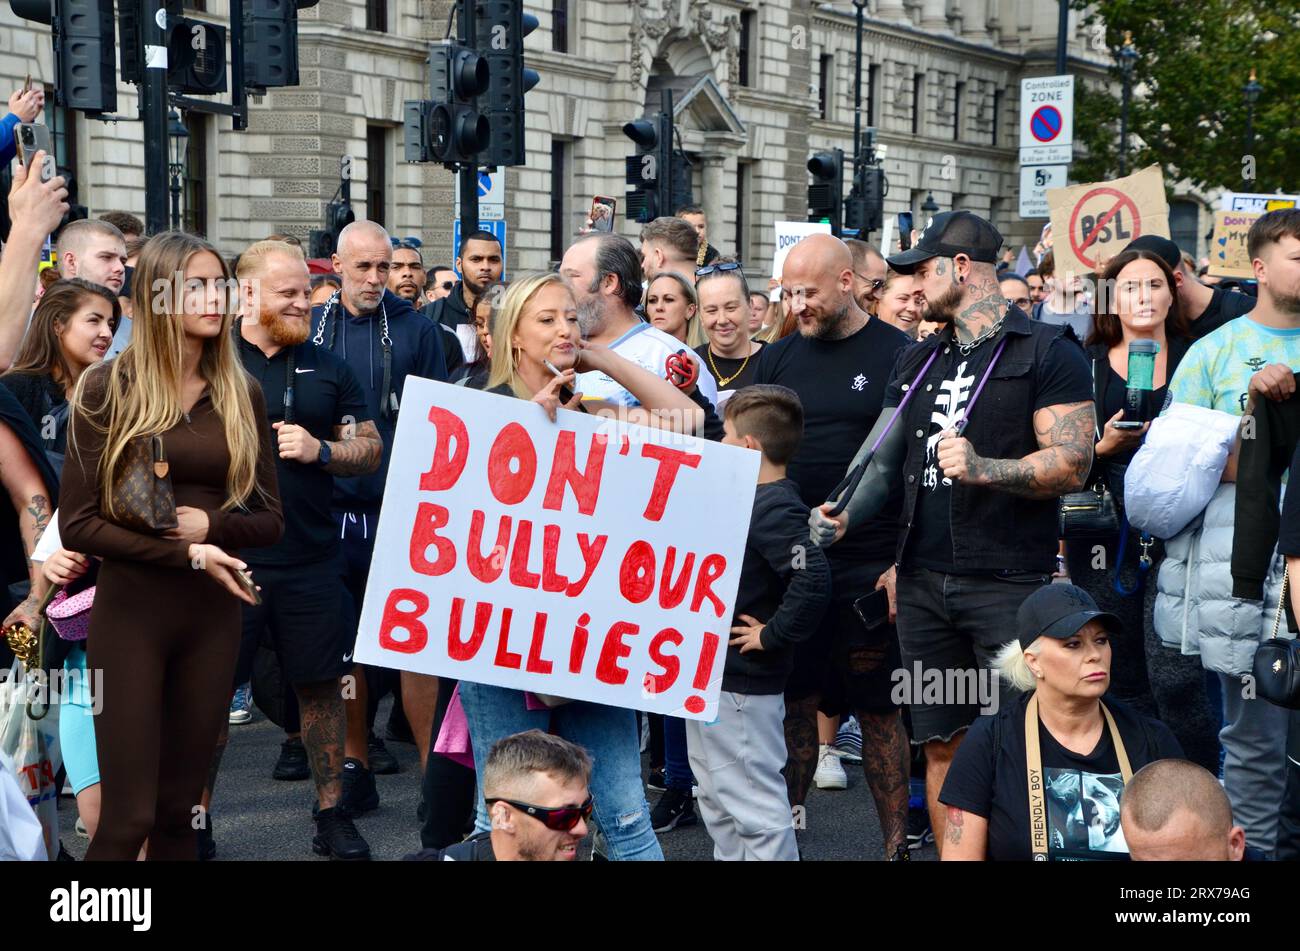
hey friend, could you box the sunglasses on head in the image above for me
[696,261,742,277]
[486,794,594,831]
[391,237,423,250]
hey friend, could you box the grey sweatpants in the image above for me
[685,691,798,861]
[1219,673,1289,854]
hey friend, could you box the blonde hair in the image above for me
[486,272,574,400]
[646,271,706,349]
[235,239,306,280]
[71,231,268,518]
[993,638,1043,693]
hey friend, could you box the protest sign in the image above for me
[1219,191,1299,214]
[770,220,831,300]
[353,379,761,720]
[1207,210,1261,279]
[1047,165,1169,277]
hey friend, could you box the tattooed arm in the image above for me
[809,407,907,546]
[324,419,383,477]
[935,400,1094,499]
[939,806,988,861]
[0,419,53,629]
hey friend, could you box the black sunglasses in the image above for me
[696,261,742,277]
[486,794,594,831]
[391,237,423,250]
[435,281,454,291]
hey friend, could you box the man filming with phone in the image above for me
[0,81,44,168]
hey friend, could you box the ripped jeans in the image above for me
[456,681,664,861]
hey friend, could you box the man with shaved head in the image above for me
[809,212,1094,851]
[1121,760,1255,860]
[311,219,448,817]
[751,232,914,859]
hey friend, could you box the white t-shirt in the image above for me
[576,322,718,408]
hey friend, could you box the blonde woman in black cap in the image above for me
[937,584,1184,861]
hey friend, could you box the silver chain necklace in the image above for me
[956,315,1006,356]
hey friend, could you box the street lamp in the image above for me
[921,192,939,226]
[1117,31,1138,176]
[1243,67,1261,175]
[168,110,189,232]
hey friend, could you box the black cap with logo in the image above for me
[887,211,1005,274]
[1016,583,1122,650]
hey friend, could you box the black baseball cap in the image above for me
[887,211,1004,274]
[1124,235,1182,270]
[1016,583,1122,650]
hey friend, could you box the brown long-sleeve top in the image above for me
[59,365,283,566]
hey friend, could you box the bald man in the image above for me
[1121,760,1255,860]
[751,232,914,859]
[311,219,448,816]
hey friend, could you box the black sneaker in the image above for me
[367,733,400,775]
[272,737,311,782]
[340,757,380,816]
[906,806,934,850]
[650,787,696,832]
[312,807,372,860]
[196,815,215,861]
[646,768,667,792]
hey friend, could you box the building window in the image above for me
[739,10,755,87]
[992,88,1002,146]
[912,73,924,135]
[183,113,209,236]
[549,139,569,264]
[953,81,964,141]
[366,125,388,227]
[818,54,832,120]
[867,64,879,128]
[365,0,387,33]
[735,161,751,262]
[552,0,568,53]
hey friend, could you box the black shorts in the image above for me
[785,559,901,716]
[240,554,356,687]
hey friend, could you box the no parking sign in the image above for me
[1046,166,1170,277]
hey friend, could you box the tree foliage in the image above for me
[1071,0,1298,193]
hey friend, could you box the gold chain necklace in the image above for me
[707,344,753,387]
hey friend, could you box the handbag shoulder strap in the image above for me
[1273,567,1291,639]
[1091,357,1104,442]
[1024,693,1048,859]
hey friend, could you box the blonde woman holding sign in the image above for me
[938,584,1183,861]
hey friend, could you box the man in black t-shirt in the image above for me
[810,212,1095,852]
[227,240,383,860]
[753,233,913,858]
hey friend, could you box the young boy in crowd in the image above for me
[684,385,833,860]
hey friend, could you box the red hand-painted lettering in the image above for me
[639,444,702,521]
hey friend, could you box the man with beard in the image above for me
[226,239,383,859]
[387,239,464,380]
[311,220,448,814]
[750,233,914,859]
[846,239,888,313]
[421,230,503,363]
[559,232,719,411]
[810,211,1095,853]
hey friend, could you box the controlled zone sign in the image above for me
[1047,165,1169,277]
[1020,75,1074,150]
[352,379,761,720]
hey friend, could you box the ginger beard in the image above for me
[259,303,311,346]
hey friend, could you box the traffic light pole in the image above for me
[142,0,170,234]
[460,166,479,232]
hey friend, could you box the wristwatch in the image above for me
[316,440,332,467]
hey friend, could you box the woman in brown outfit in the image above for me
[60,232,283,860]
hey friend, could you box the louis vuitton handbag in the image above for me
[109,434,178,533]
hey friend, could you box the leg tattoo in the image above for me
[297,680,346,810]
[783,695,821,808]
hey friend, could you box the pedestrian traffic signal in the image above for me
[309,198,355,258]
[845,167,885,234]
[169,18,228,95]
[808,149,844,236]
[10,0,117,114]
[243,0,319,91]
[429,42,490,165]
[475,0,539,168]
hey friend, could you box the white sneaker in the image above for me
[814,744,848,790]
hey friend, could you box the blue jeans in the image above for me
[457,681,664,861]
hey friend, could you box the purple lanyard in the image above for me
[827,333,1008,516]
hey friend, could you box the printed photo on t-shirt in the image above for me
[1045,767,1128,860]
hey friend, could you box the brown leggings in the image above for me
[84,561,240,861]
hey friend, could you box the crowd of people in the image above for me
[0,124,1297,863]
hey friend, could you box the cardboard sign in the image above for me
[352,379,761,720]
[1047,165,1169,278]
[1207,210,1261,279]
[771,220,832,300]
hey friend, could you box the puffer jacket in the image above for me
[1154,482,1289,676]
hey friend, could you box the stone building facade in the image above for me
[0,0,1212,273]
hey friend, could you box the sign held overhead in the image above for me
[1046,165,1170,277]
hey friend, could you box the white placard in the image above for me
[770,220,832,300]
[1218,191,1300,214]
[352,379,760,720]
[1020,75,1075,150]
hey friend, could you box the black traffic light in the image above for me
[475,0,539,168]
[807,148,844,236]
[308,199,355,258]
[11,0,117,114]
[405,40,489,167]
[243,0,318,91]
[169,18,228,95]
[623,92,690,224]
